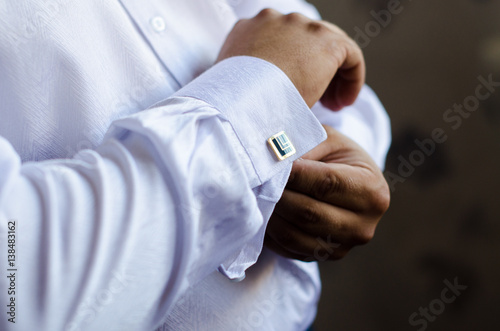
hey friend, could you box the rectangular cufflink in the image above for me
[267,131,296,161]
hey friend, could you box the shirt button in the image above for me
[150,16,166,32]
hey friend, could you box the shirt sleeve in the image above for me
[0,56,325,331]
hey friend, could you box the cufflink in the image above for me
[267,131,296,161]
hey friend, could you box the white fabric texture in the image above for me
[0,0,391,330]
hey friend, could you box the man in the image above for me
[0,0,390,330]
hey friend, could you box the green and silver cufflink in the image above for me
[267,131,296,161]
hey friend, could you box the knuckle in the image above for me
[318,174,334,196]
[368,180,391,214]
[302,204,320,225]
[353,226,376,245]
[284,12,307,22]
[256,8,280,18]
[307,21,327,33]
[317,172,344,197]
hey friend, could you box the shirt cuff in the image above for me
[172,56,326,279]
[172,56,327,189]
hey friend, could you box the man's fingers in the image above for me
[318,21,365,111]
[320,57,365,111]
[300,137,334,161]
[274,189,374,245]
[264,234,308,261]
[218,10,363,108]
[265,214,349,261]
[266,125,390,262]
[266,213,320,256]
[301,125,369,162]
[288,159,376,211]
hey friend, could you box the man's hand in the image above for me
[217,9,365,110]
[265,125,390,261]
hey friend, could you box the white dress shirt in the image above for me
[0,1,391,330]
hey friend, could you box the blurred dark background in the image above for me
[307,0,500,330]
